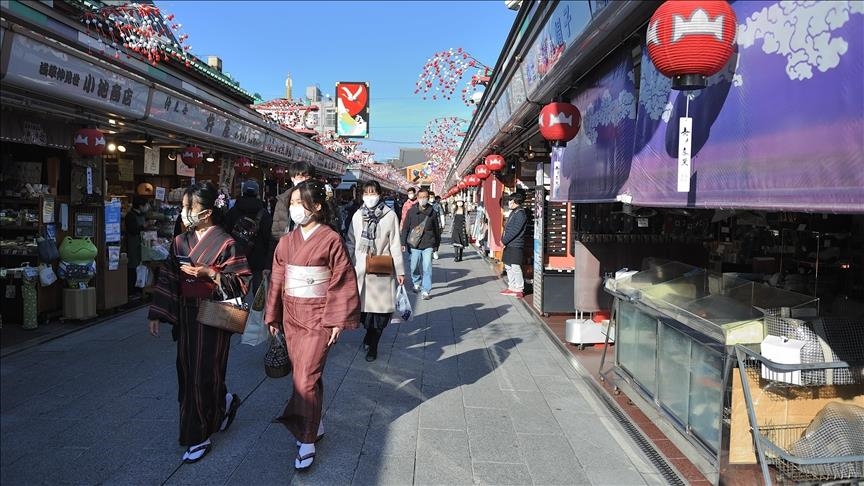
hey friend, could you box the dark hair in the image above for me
[132,196,149,209]
[189,181,226,225]
[406,187,416,194]
[291,180,336,231]
[361,180,382,194]
[417,187,430,197]
[510,192,526,205]
[289,161,316,179]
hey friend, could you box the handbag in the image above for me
[264,330,292,378]
[366,254,394,275]
[406,215,429,248]
[180,276,216,298]
[37,236,60,263]
[196,278,249,334]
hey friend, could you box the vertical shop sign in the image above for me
[143,146,160,174]
[335,82,369,138]
[677,117,692,193]
[533,163,546,314]
[104,199,122,243]
[85,166,93,194]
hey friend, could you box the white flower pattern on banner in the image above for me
[577,82,637,144]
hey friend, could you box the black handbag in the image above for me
[37,236,60,263]
[406,215,429,248]
[265,331,292,378]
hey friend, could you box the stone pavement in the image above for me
[1,246,667,485]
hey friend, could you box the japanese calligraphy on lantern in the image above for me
[335,82,370,138]
[4,33,148,118]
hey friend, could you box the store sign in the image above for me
[335,81,370,138]
[147,89,264,151]
[263,134,294,158]
[4,33,149,118]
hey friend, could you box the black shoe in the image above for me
[365,350,377,362]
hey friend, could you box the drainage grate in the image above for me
[589,380,687,486]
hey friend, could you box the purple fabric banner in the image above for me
[625,1,864,213]
[551,49,637,202]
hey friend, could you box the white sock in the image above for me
[183,438,211,461]
[220,393,233,430]
[296,442,315,467]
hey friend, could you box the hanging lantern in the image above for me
[181,146,204,167]
[457,181,467,190]
[274,166,288,181]
[474,164,490,180]
[234,157,252,175]
[485,154,505,172]
[465,174,480,187]
[73,128,106,157]
[538,102,582,147]
[646,0,737,90]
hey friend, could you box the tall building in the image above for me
[285,73,293,101]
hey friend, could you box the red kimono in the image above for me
[149,226,251,446]
[264,224,360,443]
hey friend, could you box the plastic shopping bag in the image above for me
[39,264,57,287]
[395,284,412,322]
[135,264,150,288]
[242,277,269,346]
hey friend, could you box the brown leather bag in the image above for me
[366,254,394,275]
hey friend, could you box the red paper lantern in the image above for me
[181,146,204,168]
[485,154,505,172]
[274,166,288,181]
[457,181,467,190]
[465,174,480,187]
[234,157,252,175]
[474,164,490,179]
[646,0,737,90]
[73,128,106,157]
[538,102,582,147]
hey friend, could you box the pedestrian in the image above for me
[399,187,417,229]
[400,187,441,300]
[345,180,406,362]
[223,179,272,295]
[500,192,528,298]
[270,161,315,243]
[451,199,469,262]
[125,195,151,296]
[147,181,252,464]
[264,180,361,471]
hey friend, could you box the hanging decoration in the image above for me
[73,128,106,157]
[457,181,467,190]
[645,0,737,90]
[80,2,192,67]
[181,146,203,167]
[420,116,469,190]
[474,164,490,180]
[464,174,481,187]
[414,48,490,106]
[234,157,252,175]
[485,154,505,172]
[538,101,582,147]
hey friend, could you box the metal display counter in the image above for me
[603,261,819,472]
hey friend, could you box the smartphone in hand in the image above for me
[177,255,193,266]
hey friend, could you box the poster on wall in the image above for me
[335,81,369,138]
[143,146,160,174]
[118,158,134,181]
[104,199,121,243]
[176,158,195,177]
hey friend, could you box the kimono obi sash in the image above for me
[284,265,331,298]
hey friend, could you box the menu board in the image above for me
[104,199,122,243]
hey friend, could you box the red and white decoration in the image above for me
[234,157,252,175]
[73,128,106,157]
[539,102,582,147]
[415,48,490,106]
[485,154,505,172]
[180,146,203,168]
[474,164,490,180]
[457,181,467,190]
[464,174,481,187]
[646,0,737,90]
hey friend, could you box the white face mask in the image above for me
[407,193,416,200]
[363,195,380,208]
[418,198,429,207]
[182,208,209,229]
[289,205,312,226]
[457,202,464,207]
[291,177,308,186]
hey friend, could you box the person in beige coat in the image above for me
[345,180,406,361]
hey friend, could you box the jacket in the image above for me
[400,198,417,229]
[270,189,292,243]
[345,207,405,314]
[224,196,272,271]
[400,203,440,250]
[501,207,527,249]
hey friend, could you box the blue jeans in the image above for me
[409,247,434,293]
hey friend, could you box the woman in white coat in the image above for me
[346,180,406,361]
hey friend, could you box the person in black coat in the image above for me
[400,188,440,300]
[223,179,272,295]
[500,192,528,298]
[450,200,469,261]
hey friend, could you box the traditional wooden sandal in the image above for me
[182,440,211,464]
[220,394,241,432]
[294,451,316,470]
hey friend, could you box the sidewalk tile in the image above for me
[414,428,473,485]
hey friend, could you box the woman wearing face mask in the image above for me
[345,180,406,362]
[451,200,469,262]
[147,182,252,464]
[264,180,360,471]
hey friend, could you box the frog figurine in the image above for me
[58,237,97,288]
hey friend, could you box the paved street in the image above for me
[1,247,665,485]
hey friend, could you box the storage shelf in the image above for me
[0,225,40,231]
[0,198,40,206]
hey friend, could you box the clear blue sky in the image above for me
[157,1,516,161]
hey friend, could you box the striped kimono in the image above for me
[264,224,360,443]
[148,225,251,446]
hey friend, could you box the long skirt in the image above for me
[277,323,331,443]
[176,301,232,446]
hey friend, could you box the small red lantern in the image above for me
[538,102,582,147]
[274,166,288,181]
[474,164,490,179]
[646,0,737,90]
[485,154,505,172]
[234,157,252,175]
[465,174,480,187]
[73,128,106,157]
[181,146,204,168]
[457,181,467,190]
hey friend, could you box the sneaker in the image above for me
[432,251,439,260]
[421,291,430,300]
[412,286,420,293]
[500,289,515,295]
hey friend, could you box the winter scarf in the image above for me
[358,201,388,254]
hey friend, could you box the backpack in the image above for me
[231,208,267,250]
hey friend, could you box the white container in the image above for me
[565,319,614,346]
[760,335,806,385]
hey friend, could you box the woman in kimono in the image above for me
[147,181,251,464]
[264,180,360,471]
[345,180,405,362]
[450,199,469,262]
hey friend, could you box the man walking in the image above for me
[500,192,528,298]
[224,179,272,295]
[401,188,440,300]
[270,161,315,242]
[400,187,418,229]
